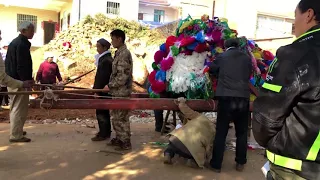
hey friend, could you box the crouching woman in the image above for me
[164,97,216,168]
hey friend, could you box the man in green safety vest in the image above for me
[252,0,320,179]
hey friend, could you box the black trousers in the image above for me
[164,141,193,159]
[210,96,249,169]
[154,110,164,131]
[96,109,111,137]
[0,87,9,105]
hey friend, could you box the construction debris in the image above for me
[32,14,170,90]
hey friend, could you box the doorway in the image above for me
[43,21,56,44]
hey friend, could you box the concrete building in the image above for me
[0,0,300,47]
[214,0,300,39]
[138,0,215,23]
[0,0,140,47]
[0,0,66,47]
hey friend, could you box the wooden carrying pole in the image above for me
[62,69,95,85]
[33,84,88,90]
[0,89,109,95]
[30,98,253,112]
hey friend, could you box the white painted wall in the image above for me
[0,5,58,47]
[139,4,178,22]
[78,0,139,21]
[180,0,214,19]
[214,0,300,39]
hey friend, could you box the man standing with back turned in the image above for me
[104,29,133,150]
[208,38,252,172]
[5,21,35,143]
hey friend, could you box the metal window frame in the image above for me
[255,14,293,39]
[106,1,120,15]
[154,9,165,22]
[17,14,37,32]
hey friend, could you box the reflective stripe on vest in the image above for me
[306,131,320,161]
[267,131,320,170]
[266,150,302,171]
[268,57,278,73]
[262,83,282,93]
[294,28,320,42]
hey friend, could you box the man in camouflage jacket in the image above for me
[104,29,133,150]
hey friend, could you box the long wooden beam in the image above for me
[29,98,253,111]
[0,89,109,95]
[45,92,150,99]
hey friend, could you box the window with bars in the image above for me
[17,14,37,32]
[255,14,294,39]
[154,9,165,22]
[106,1,120,15]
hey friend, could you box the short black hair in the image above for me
[110,29,126,43]
[298,0,320,22]
[224,38,240,48]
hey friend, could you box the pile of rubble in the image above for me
[33,14,169,89]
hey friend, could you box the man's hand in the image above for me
[22,80,34,88]
[177,97,186,103]
[174,97,186,105]
[103,85,110,91]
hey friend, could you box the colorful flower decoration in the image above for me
[148,14,275,99]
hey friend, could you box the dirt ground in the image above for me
[0,109,96,122]
[0,112,266,180]
[0,108,152,122]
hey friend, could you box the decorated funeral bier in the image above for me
[148,15,275,100]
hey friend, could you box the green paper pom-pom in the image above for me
[199,23,207,30]
[170,46,180,56]
[221,22,229,28]
[150,92,160,98]
[152,62,160,70]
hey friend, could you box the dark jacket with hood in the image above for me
[253,25,320,180]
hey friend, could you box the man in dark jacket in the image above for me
[253,0,320,179]
[91,38,113,141]
[208,38,252,172]
[5,21,35,143]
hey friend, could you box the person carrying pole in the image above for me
[5,21,35,143]
[104,29,133,151]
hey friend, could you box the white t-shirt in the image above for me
[0,49,6,61]
[94,50,110,67]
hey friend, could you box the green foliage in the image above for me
[83,15,94,24]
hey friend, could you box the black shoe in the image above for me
[107,138,121,146]
[236,163,244,172]
[91,134,109,141]
[9,137,31,143]
[23,131,27,136]
[155,127,170,133]
[114,140,132,151]
[206,164,221,173]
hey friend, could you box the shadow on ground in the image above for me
[0,123,265,180]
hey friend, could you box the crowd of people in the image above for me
[0,0,319,179]
[0,22,133,150]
